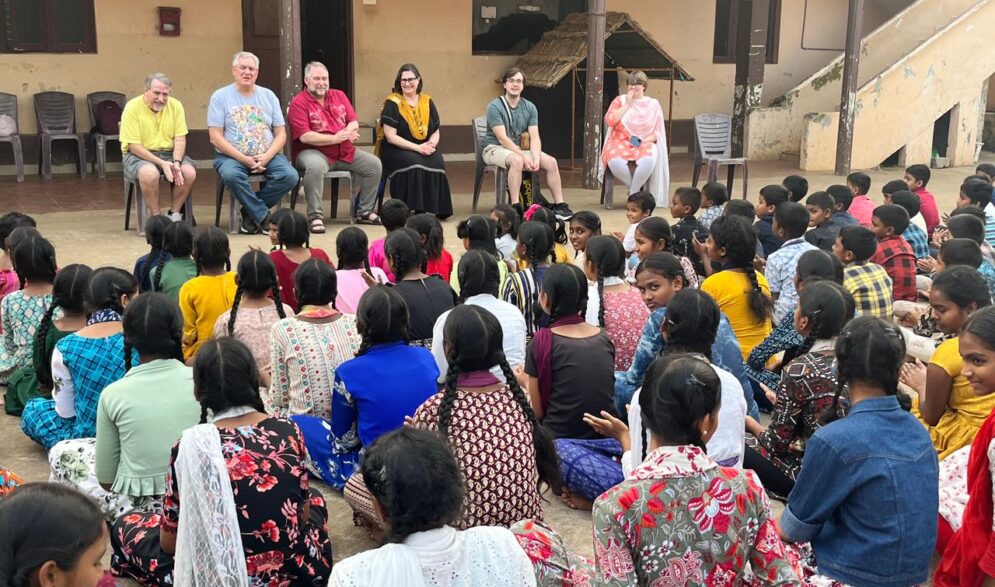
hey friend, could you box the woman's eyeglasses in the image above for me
[400,77,419,84]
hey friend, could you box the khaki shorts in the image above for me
[123,151,195,183]
[482,144,539,169]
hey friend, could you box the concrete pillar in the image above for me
[947,84,988,167]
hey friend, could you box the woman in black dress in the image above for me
[377,64,454,219]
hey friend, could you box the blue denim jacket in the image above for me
[780,395,938,587]
[614,307,759,419]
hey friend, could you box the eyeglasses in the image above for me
[400,77,419,84]
[506,79,524,85]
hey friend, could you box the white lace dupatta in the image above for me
[173,418,250,587]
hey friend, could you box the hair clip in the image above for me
[686,372,705,388]
[523,204,543,221]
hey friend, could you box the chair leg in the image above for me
[137,184,147,233]
[692,161,702,187]
[496,169,507,206]
[215,179,225,227]
[96,136,107,179]
[289,177,301,210]
[330,178,339,219]
[181,186,196,227]
[229,193,240,235]
[40,135,52,180]
[727,165,735,196]
[376,178,386,214]
[706,160,718,184]
[11,136,23,183]
[742,162,749,200]
[124,181,133,231]
[472,166,485,212]
[77,136,86,178]
[349,178,357,224]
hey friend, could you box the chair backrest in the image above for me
[34,91,76,134]
[0,93,19,127]
[472,116,488,160]
[693,113,732,159]
[86,91,126,131]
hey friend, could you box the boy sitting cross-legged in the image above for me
[869,204,917,302]
[833,225,894,319]
[887,190,930,261]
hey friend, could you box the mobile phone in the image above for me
[629,136,642,147]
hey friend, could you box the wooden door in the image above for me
[241,0,283,101]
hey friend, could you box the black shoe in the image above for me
[512,202,524,219]
[553,202,574,221]
[238,208,260,234]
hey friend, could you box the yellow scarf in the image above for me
[375,93,431,156]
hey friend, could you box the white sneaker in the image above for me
[168,211,183,222]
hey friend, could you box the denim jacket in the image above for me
[780,395,939,587]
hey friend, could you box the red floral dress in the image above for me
[109,418,333,586]
[602,287,650,371]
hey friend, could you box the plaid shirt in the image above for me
[844,261,894,319]
[870,236,917,301]
[901,225,930,260]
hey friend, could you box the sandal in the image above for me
[354,212,381,225]
[309,218,326,234]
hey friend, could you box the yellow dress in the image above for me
[179,272,238,360]
[700,269,773,360]
[914,337,995,460]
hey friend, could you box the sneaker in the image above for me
[553,202,574,221]
[167,210,183,222]
[238,208,260,235]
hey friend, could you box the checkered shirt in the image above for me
[870,236,917,302]
[844,262,894,319]
[902,225,931,260]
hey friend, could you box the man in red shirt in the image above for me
[288,62,382,232]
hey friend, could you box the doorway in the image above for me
[301,0,354,99]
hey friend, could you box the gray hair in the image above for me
[145,73,172,90]
[304,61,328,77]
[232,51,260,68]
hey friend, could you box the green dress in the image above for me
[4,324,71,416]
[150,258,198,303]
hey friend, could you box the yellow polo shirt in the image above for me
[119,95,188,153]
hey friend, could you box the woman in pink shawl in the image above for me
[600,70,670,206]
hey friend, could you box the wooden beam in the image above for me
[278,0,302,110]
[583,0,607,189]
[835,0,864,176]
[732,0,769,158]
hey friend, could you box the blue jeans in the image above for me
[214,153,299,224]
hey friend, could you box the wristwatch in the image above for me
[172,160,182,165]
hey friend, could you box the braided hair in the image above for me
[85,267,139,318]
[122,292,184,372]
[294,257,337,308]
[154,221,194,292]
[440,305,561,492]
[193,227,231,276]
[639,354,721,460]
[406,213,445,263]
[336,227,372,271]
[139,215,172,292]
[192,337,265,424]
[355,286,409,356]
[832,316,910,421]
[708,215,772,322]
[34,264,92,391]
[795,281,855,356]
[385,227,427,279]
[456,214,499,257]
[540,263,589,322]
[455,249,500,302]
[10,236,57,290]
[277,210,310,250]
[228,250,285,336]
[584,236,625,327]
[4,227,40,260]
[517,221,554,320]
[530,206,567,247]
[662,289,719,361]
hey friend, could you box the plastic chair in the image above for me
[289,170,356,222]
[124,173,195,234]
[471,116,539,212]
[34,91,86,180]
[86,92,125,178]
[0,93,24,182]
[691,113,748,199]
[215,175,267,234]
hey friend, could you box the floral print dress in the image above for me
[0,290,52,384]
[110,417,332,586]
[601,287,649,371]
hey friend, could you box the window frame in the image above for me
[0,0,97,54]
[713,0,780,65]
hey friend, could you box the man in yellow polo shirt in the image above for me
[120,72,196,222]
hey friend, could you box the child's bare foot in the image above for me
[559,488,595,511]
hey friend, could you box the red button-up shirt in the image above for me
[288,89,356,164]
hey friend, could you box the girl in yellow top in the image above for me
[901,266,995,460]
[699,215,773,360]
[179,227,236,360]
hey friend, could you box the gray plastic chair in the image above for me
[215,175,268,234]
[34,91,86,179]
[124,174,195,234]
[290,171,356,222]
[691,113,748,199]
[86,91,125,178]
[470,116,538,212]
[0,93,24,182]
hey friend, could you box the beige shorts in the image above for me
[482,144,539,169]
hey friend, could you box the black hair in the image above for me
[439,304,560,492]
[392,62,424,94]
[634,252,689,288]
[456,215,499,257]
[626,191,656,214]
[540,263,588,321]
[709,215,771,321]
[192,337,265,424]
[294,258,337,308]
[406,213,445,261]
[948,212,986,244]
[456,249,500,301]
[797,249,844,284]
[122,292,184,372]
[361,427,463,544]
[838,225,878,262]
[639,354,721,454]
[846,172,871,195]
[827,185,854,210]
[961,178,992,208]
[805,191,835,213]
[385,227,428,278]
[872,204,910,235]
[518,221,554,316]
[228,250,285,336]
[277,210,310,249]
[0,212,36,253]
[34,264,92,391]
[355,286,409,356]
[193,226,231,275]
[976,163,995,182]
[4,227,40,258]
[529,206,568,246]
[336,226,372,271]
[673,187,703,214]
[584,236,625,327]
[723,199,756,221]
[931,266,992,311]
[490,203,521,239]
[11,236,57,290]
[774,201,810,239]
[85,267,138,317]
[834,316,911,414]
[759,185,790,209]
[889,190,921,218]
[663,289,719,360]
[702,182,729,207]
[882,179,909,196]
[569,210,602,235]
[139,215,172,292]
[795,281,856,355]
[905,163,931,188]
[966,174,991,184]
[939,238,983,270]
[380,199,411,232]
[783,175,809,202]
[0,483,105,587]
[963,305,995,349]
[634,216,672,250]
[154,221,194,292]
[268,208,292,230]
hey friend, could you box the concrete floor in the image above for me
[0,153,972,581]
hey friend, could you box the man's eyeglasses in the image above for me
[506,79,524,85]
[400,77,419,84]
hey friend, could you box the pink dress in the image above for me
[602,287,650,371]
[334,267,389,314]
[367,237,395,283]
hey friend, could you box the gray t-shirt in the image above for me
[484,96,538,148]
[207,83,285,156]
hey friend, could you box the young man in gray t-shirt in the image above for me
[483,67,572,220]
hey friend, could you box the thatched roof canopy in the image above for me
[514,12,693,90]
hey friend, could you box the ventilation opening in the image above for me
[933,109,953,158]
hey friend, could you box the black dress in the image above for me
[379,97,454,218]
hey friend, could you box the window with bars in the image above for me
[713,0,780,64]
[1,0,96,53]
